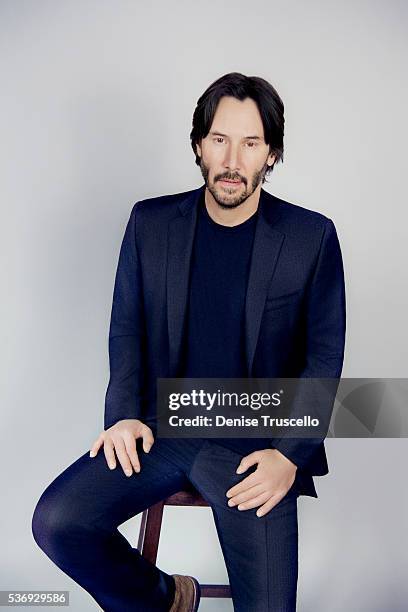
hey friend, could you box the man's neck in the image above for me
[204,186,261,227]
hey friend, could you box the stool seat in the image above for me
[137,482,231,599]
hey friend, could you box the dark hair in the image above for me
[190,72,284,182]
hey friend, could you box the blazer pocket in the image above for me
[264,289,302,311]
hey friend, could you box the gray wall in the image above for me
[1,1,407,610]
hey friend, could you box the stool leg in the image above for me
[137,509,148,551]
[138,500,165,564]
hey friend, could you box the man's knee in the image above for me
[31,483,93,558]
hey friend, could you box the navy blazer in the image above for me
[104,183,346,496]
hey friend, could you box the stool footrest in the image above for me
[200,584,231,598]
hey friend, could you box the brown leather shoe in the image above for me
[169,574,200,611]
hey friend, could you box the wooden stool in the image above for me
[137,481,231,599]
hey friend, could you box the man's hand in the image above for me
[225,449,297,517]
[89,419,154,477]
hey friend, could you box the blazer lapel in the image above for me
[167,185,203,375]
[245,190,285,374]
[166,184,284,377]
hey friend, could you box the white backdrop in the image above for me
[1,1,407,610]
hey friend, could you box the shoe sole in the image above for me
[187,576,201,611]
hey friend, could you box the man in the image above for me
[32,72,346,611]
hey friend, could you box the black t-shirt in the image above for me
[180,190,268,454]
[181,189,257,378]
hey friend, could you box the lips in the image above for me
[220,179,242,184]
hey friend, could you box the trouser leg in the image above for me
[187,441,299,612]
[31,437,203,612]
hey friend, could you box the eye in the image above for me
[246,141,257,148]
[213,137,224,144]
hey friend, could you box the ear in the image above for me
[196,141,202,158]
[267,152,276,167]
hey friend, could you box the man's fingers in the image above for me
[113,436,135,477]
[255,493,283,517]
[236,451,261,474]
[91,423,153,474]
[103,437,117,470]
[89,433,104,457]
[226,472,259,498]
[227,483,266,507]
[235,490,271,512]
[141,427,155,453]
[123,433,140,473]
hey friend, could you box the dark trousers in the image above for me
[32,437,299,611]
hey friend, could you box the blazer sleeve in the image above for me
[271,218,346,470]
[103,202,146,430]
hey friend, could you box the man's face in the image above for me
[196,96,276,209]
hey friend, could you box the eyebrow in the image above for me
[209,131,263,140]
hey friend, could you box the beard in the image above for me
[199,157,270,210]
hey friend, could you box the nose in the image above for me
[223,143,241,173]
